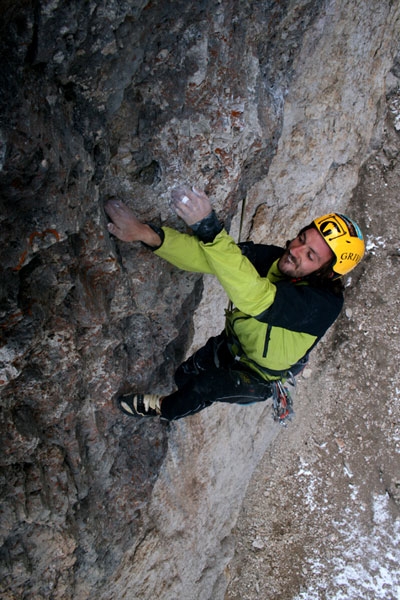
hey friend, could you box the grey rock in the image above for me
[0,1,399,599]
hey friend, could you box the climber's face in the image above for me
[278,227,333,279]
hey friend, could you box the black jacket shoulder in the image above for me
[240,241,344,338]
[238,241,284,276]
[257,280,343,337]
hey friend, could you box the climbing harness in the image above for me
[225,314,294,380]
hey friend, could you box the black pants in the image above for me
[160,334,274,420]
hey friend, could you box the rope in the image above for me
[228,197,247,312]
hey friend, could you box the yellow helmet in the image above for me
[313,213,365,277]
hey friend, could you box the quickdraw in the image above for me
[272,379,294,425]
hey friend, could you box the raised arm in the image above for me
[104,197,214,273]
[171,188,277,315]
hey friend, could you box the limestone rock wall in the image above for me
[0,1,398,599]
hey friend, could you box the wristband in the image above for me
[190,210,224,243]
[141,224,165,250]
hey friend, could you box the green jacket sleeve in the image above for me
[154,227,214,273]
[155,227,277,316]
[199,229,277,316]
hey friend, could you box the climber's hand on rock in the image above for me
[104,200,161,246]
[171,186,212,226]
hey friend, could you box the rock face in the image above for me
[0,1,398,599]
[226,90,400,600]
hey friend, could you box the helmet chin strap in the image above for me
[300,262,336,283]
[289,258,335,283]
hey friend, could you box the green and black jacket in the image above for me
[155,227,344,381]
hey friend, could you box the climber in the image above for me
[104,186,364,422]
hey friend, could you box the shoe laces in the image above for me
[143,394,162,413]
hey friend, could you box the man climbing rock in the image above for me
[104,186,364,422]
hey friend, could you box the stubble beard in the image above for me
[277,250,301,278]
